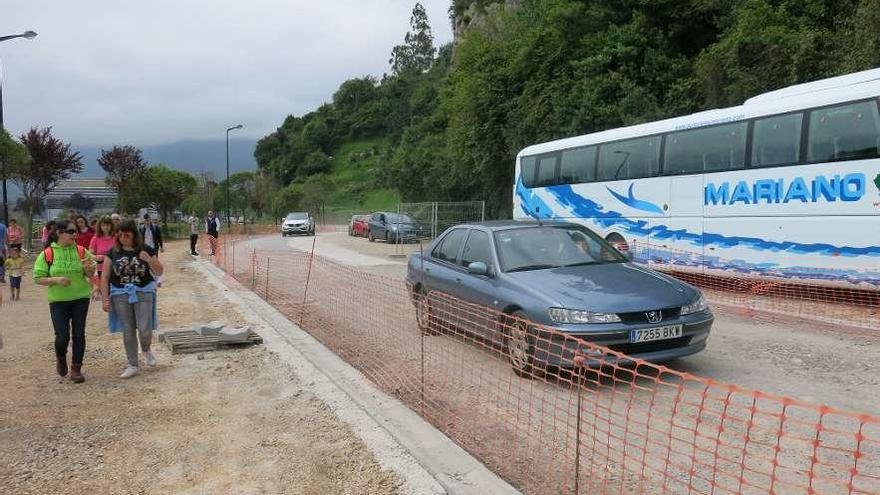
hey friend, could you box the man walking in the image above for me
[139,214,164,254]
[205,210,220,256]
[188,212,199,256]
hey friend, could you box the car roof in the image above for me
[448,219,581,232]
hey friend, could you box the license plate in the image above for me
[630,325,683,343]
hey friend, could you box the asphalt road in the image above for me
[247,231,880,416]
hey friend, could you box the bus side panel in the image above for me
[702,215,880,287]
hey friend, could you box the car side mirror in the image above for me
[624,251,634,262]
[467,261,489,276]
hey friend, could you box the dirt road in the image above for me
[0,242,400,495]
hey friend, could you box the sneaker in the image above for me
[119,366,139,379]
[144,351,157,367]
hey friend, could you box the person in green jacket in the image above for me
[33,219,97,383]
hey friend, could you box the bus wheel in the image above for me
[606,233,629,254]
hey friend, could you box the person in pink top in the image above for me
[6,218,24,251]
[88,216,117,300]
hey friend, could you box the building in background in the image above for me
[44,177,116,219]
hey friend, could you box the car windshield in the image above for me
[286,213,308,220]
[494,226,627,272]
[385,213,414,223]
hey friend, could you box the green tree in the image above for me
[134,165,197,224]
[63,192,96,214]
[98,145,147,214]
[0,129,29,222]
[11,127,84,249]
[389,2,436,76]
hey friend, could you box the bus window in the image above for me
[665,121,748,175]
[520,156,537,187]
[752,113,803,167]
[597,136,661,181]
[559,146,597,184]
[808,101,880,162]
[535,154,558,187]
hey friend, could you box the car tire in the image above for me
[414,289,440,336]
[504,311,545,379]
[605,233,629,255]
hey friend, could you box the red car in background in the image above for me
[349,215,370,237]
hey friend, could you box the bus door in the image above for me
[667,176,705,272]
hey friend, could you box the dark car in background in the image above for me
[367,212,432,243]
[406,220,713,377]
[349,215,370,237]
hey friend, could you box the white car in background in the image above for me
[281,212,314,236]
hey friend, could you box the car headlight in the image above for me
[548,308,621,324]
[681,294,709,315]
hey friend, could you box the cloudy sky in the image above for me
[1,0,454,147]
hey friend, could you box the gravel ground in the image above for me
[249,231,880,416]
[0,242,401,495]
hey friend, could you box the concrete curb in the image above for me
[193,259,520,495]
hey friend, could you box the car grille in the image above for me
[608,336,693,356]
[616,307,682,324]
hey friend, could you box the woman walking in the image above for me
[6,218,24,252]
[74,214,94,250]
[100,220,163,379]
[33,220,96,383]
[88,216,116,300]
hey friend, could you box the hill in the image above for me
[75,138,257,177]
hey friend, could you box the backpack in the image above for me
[44,245,87,268]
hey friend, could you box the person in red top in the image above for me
[6,218,24,251]
[74,215,94,249]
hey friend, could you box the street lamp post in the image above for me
[0,30,37,223]
[225,124,243,229]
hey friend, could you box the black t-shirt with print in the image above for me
[108,246,157,288]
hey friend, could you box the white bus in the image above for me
[514,69,880,290]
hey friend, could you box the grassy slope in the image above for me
[325,138,399,213]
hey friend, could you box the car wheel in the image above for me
[368,230,375,242]
[504,311,544,379]
[348,228,353,236]
[414,290,440,336]
[605,233,629,255]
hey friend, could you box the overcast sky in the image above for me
[1,0,453,147]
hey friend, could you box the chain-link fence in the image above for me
[391,201,486,255]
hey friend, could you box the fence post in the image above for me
[251,248,256,288]
[300,235,318,326]
[432,202,438,239]
[231,240,236,276]
[265,256,270,301]
[480,200,486,221]
[574,368,584,494]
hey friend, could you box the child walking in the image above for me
[4,246,25,301]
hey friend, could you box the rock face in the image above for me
[452,0,522,42]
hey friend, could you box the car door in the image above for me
[422,228,468,331]
[371,213,386,238]
[453,228,501,341]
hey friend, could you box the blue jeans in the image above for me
[49,298,90,365]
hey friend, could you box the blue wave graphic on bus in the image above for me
[606,184,665,215]
[516,178,880,257]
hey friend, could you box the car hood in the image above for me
[505,263,695,313]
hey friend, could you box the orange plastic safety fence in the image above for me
[197,236,880,495]
[627,242,878,335]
